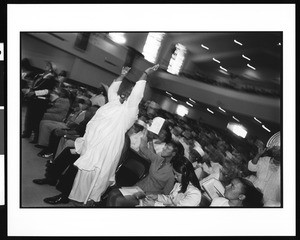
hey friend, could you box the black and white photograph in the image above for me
[7,3,296,237]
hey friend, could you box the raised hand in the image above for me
[144,64,160,75]
[121,66,131,76]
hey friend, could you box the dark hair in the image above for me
[169,141,184,160]
[21,58,32,71]
[172,156,201,193]
[162,124,172,143]
[262,146,281,163]
[58,70,67,77]
[239,178,264,207]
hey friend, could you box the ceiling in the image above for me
[166,32,282,90]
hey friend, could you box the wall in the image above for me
[21,32,280,128]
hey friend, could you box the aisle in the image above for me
[21,105,75,207]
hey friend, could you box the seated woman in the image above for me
[147,126,172,157]
[141,156,202,207]
[37,98,91,147]
[210,177,264,207]
[106,128,184,207]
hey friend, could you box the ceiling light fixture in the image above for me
[278,42,281,46]
[220,66,227,72]
[213,58,220,63]
[186,102,193,107]
[232,116,240,122]
[189,98,196,103]
[207,108,214,114]
[234,39,243,46]
[218,107,226,113]
[171,97,178,102]
[254,117,262,124]
[242,54,251,61]
[201,44,209,50]
[247,64,256,70]
[166,91,172,96]
[262,125,271,132]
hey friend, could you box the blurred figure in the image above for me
[247,146,281,207]
[210,177,263,207]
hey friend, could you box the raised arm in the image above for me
[108,66,131,102]
[126,64,159,107]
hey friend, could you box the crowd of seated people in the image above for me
[23,59,281,208]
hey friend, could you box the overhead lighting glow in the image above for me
[232,116,240,122]
[108,33,126,44]
[220,66,227,72]
[201,44,209,50]
[166,91,172,96]
[189,98,196,103]
[262,125,271,132]
[218,107,226,113]
[247,64,256,70]
[186,101,193,107]
[171,97,178,102]
[254,117,262,124]
[213,58,220,63]
[176,105,188,117]
[207,108,214,114]
[234,39,243,46]
[227,122,247,138]
[242,54,251,61]
[278,42,281,46]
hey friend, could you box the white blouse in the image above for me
[155,182,201,206]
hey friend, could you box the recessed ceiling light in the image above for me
[278,42,281,46]
[247,64,256,70]
[207,108,214,114]
[213,58,220,63]
[218,107,226,113]
[186,101,193,107]
[262,125,271,132]
[242,54,251,61]
[234,39,243,46]
[201,44,209,50]
[220,66,227,72]
[189,98,196,103]
[171,97,178,102]
[254,117,262,124]
[232,116,240,122]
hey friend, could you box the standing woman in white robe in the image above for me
[68,64,160,204]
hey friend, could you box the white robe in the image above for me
[68,80,146,204]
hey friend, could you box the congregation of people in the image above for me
[22,58,281,208]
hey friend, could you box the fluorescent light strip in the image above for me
[247,64,256,70]
[207,108,214,114]
[213,58,220,63]
[254,117,262,124]
[201,44,209,50]
[186,101,193,107]
[166,91,172,96]
[242,54,251,61]
[218,107,226,113]
[262,125,271,132]
[234,39,243,46]
[220,66,227,72]
[232,116,240,122]
[189,98,196,103]
[171,97,178,102]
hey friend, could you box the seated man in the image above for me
[106,129,184,207]
[37,105,99,158]
[210,177,263,207]
[37,98,91,147]
[32,133,131,205]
